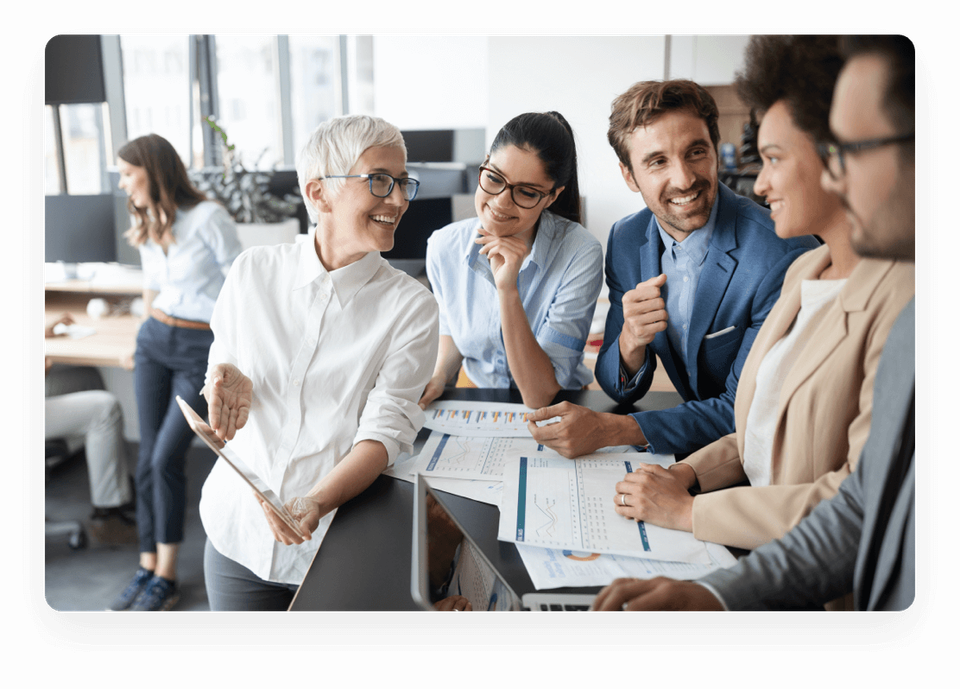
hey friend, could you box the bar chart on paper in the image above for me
[422,401,538,437]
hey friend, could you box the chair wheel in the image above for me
[68,530,87,550]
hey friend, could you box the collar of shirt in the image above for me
[462,212,558,281]
[293,226,383,308]
[654,192,719,264]
[654,193,719,364]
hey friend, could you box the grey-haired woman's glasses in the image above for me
[318,173,420,201]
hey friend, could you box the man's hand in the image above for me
[528,402,615,458]
[204,363,253,442]
[614,463,695,532]
[591,576,724,611]
[44,312,75,338]
[618,273,668,375]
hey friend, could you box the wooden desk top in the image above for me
[44,291,141,369]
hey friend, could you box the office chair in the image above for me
[45,439,87,550]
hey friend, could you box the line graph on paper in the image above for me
[413,432,546,481]
[498,454,715,564]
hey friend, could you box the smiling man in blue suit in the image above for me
[530,79,818,458]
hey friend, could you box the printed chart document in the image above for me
[422,401,539,437]
[409,430,657,482]
[411,433,546,481]
[515,543,737,590]
[498,454,713,565]
[399,431,659,507]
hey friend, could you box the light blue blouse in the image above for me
[425,210,603,390]
[138,201,242,323]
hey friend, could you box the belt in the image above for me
[149,307,210,331]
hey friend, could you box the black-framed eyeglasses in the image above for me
[477,165,555,209]
[816,133,915,179]
[318,173,420,201]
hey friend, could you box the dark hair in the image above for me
[117,133,206,246]
[488,111,581,225]
[736,35,844,145]
[607,79,720,173]
[840,35,915,137]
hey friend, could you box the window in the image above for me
[119,34,191,164]
[45,102,111,195]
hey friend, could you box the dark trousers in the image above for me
[134,316,213,553]
[204,539,300,611]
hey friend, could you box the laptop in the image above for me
[411,475,597,611]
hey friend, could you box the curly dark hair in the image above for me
[735,35,844,145]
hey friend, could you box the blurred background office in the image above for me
[44,33,760,609]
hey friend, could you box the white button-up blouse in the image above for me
[199,229,439,584]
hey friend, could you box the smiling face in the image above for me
[821,54,915,261]
[117,157,152,209]
[619,108,718,241]
[753,100,845,240]
[308,145,409,268]
[474,144,562,245]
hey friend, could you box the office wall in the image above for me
[371,35,753,255]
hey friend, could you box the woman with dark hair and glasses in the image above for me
[110,133,242,611]
[197,115,439,611]
[419,111,603,410]
[609,37,914,608]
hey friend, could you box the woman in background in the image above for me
[419,111,603,410]
[110,133,241,612]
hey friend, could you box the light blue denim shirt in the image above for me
[139,201,242,323]
[622,194,719,390]
[426,210,603,390]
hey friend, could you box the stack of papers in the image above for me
[388,400,737,589]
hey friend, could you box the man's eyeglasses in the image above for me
[318,173,420,201]
[478,166,555,209]
[817,133,915,179]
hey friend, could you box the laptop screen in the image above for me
[411,475,522,611]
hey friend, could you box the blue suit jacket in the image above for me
[700,299,915,611]
[595,183,819,455]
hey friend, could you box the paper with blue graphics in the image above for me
[409,430,647,483]
[498,454,713,564]
[410,432,549,481]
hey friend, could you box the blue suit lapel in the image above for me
[685,186,738,393]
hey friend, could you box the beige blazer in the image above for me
[682,245,914,550]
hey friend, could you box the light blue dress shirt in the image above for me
[656,203,717,363]
[426,210,604,390]
[139,201,242,323]
[622,195,719,391]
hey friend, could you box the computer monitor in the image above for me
[45,194,118,264]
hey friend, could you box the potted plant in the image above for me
[190,116,303,247]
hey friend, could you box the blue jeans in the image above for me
[134,316,213,553]
[204,539,300,611]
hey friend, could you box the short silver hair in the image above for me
[296,114,406,224]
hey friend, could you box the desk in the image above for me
[288,387,683,611]
[45,284,142,369]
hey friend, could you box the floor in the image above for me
[44,442,216,612]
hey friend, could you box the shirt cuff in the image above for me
[694,580,730,611]
[618,352,648,393]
